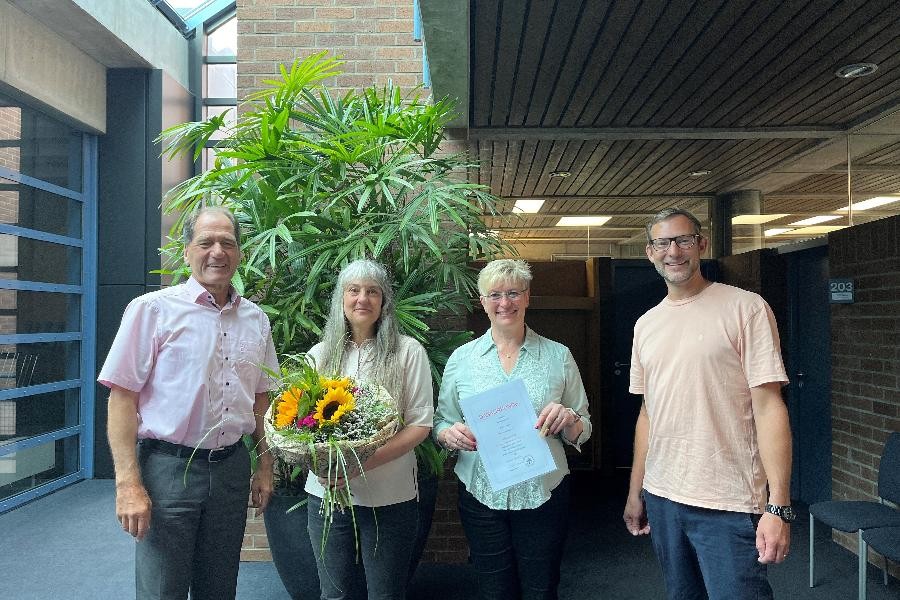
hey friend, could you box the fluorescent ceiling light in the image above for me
[764,228,794,236]
[555,216,611,227]
[512,199,545,213]
[732,214,789,225]
[788,215,842,226]
[836,196,900,212]
[782,225,847,235]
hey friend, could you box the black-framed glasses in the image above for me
[648,234,701,252]
[482,289,528,303]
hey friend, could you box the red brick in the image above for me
[295,21,335,32]
[275,7,316,20]
[255,21,296,33]
[316,7,356,19]
[376,19,411,33]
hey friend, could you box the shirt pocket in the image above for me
[236,339,266,381]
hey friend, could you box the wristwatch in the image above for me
[765,503,796,523]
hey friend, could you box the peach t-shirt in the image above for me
[629,282,788,513]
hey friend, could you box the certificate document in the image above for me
[459,378,556,491]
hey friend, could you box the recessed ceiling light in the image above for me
[512,199,545,213]
[549,171,571,178]
[836,196,900,211]
[556,216,611,227]
[782,225,847,235]
[688,169,711,177]
[764,228,794,236]
[732,214,789,225]
[835,63,878,79]
[789,215,842,226]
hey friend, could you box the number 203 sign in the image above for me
[829,279,854,304]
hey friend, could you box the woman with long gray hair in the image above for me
[305,259,433,600]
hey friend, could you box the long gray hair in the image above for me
[317,259,404,403]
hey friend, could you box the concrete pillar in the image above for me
[714,189,762,256]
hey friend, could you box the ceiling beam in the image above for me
[468,127,845,141]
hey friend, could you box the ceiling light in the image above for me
[788,215,842,226]
[512,199,545,213]
[782,225,847,235]
[732,214,789,225]
[549,171,571,178]
[836,196,900,211]
[835,63,878,79]
[764,228,794,237]
[688,169,711,177]
[555,216,611,227]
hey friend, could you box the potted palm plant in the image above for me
[157,52,508,595]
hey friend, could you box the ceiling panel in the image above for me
[422,0,900,251]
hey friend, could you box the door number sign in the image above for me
[829,279,854,304]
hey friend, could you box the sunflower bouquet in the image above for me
[263,354,399,516]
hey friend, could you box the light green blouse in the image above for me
[434,327,591,510]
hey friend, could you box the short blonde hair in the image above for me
[477,259,532,295]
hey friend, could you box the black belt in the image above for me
[140,439,243,462]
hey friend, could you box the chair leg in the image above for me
[809,513,815,588]
[858,529,868,600]
[883,554,889,587]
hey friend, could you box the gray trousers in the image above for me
[135,443,250,600]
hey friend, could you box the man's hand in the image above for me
[116,481,152,541]
[756,512,791,563]
[623,492,650,536]
[250,456,274,515]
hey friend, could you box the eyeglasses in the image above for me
[648,234,701,252]
[482,289,528,303]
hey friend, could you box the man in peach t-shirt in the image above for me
[623,208,793,600]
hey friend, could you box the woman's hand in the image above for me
[439,423,476,451]
[536,403,579,437]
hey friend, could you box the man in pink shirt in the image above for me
[98,206,278,600]
[622,208,793,600]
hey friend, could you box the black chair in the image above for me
[808,431,900,600]
[862,526,900,598]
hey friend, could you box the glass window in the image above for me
[205,64,237,99]
[0,177,82,238]
[0,235,81,286]
[207,17,237,56]
[0,341,80,389]
[0,290,81,334]
[203,106,236,141]
[0,429,81,502]
[0,93,83,192]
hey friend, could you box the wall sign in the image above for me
[829,278,854,304]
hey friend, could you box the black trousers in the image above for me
[135,442,250,600]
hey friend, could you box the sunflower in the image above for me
[313,386,355,425]
[319,376,351,390]
[274,386,302,429]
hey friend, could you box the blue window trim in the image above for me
[0,280,82,294]
[80,134,98,479]
[0,166,83,201]
[0,224,83,248]
[0,132,96,513]
[0,379,81,402]
[0,473,84,513]
[0,425,82,457]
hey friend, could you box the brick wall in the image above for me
[827,215,900,574]
[237,0,428,100]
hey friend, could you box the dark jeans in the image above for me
[135,442,250,600]
[307,495,417,600]
[457,477,571,600]
[643,491,773,600]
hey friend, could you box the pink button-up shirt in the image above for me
[98,277,279,448]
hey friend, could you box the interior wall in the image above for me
[93,69,192,478]
[0,0,106,133]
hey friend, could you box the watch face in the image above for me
[782,506,796,522]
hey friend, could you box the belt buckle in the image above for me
[207,446,225,463]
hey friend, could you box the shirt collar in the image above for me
[474,326,541,359]
[185,275,241,309]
